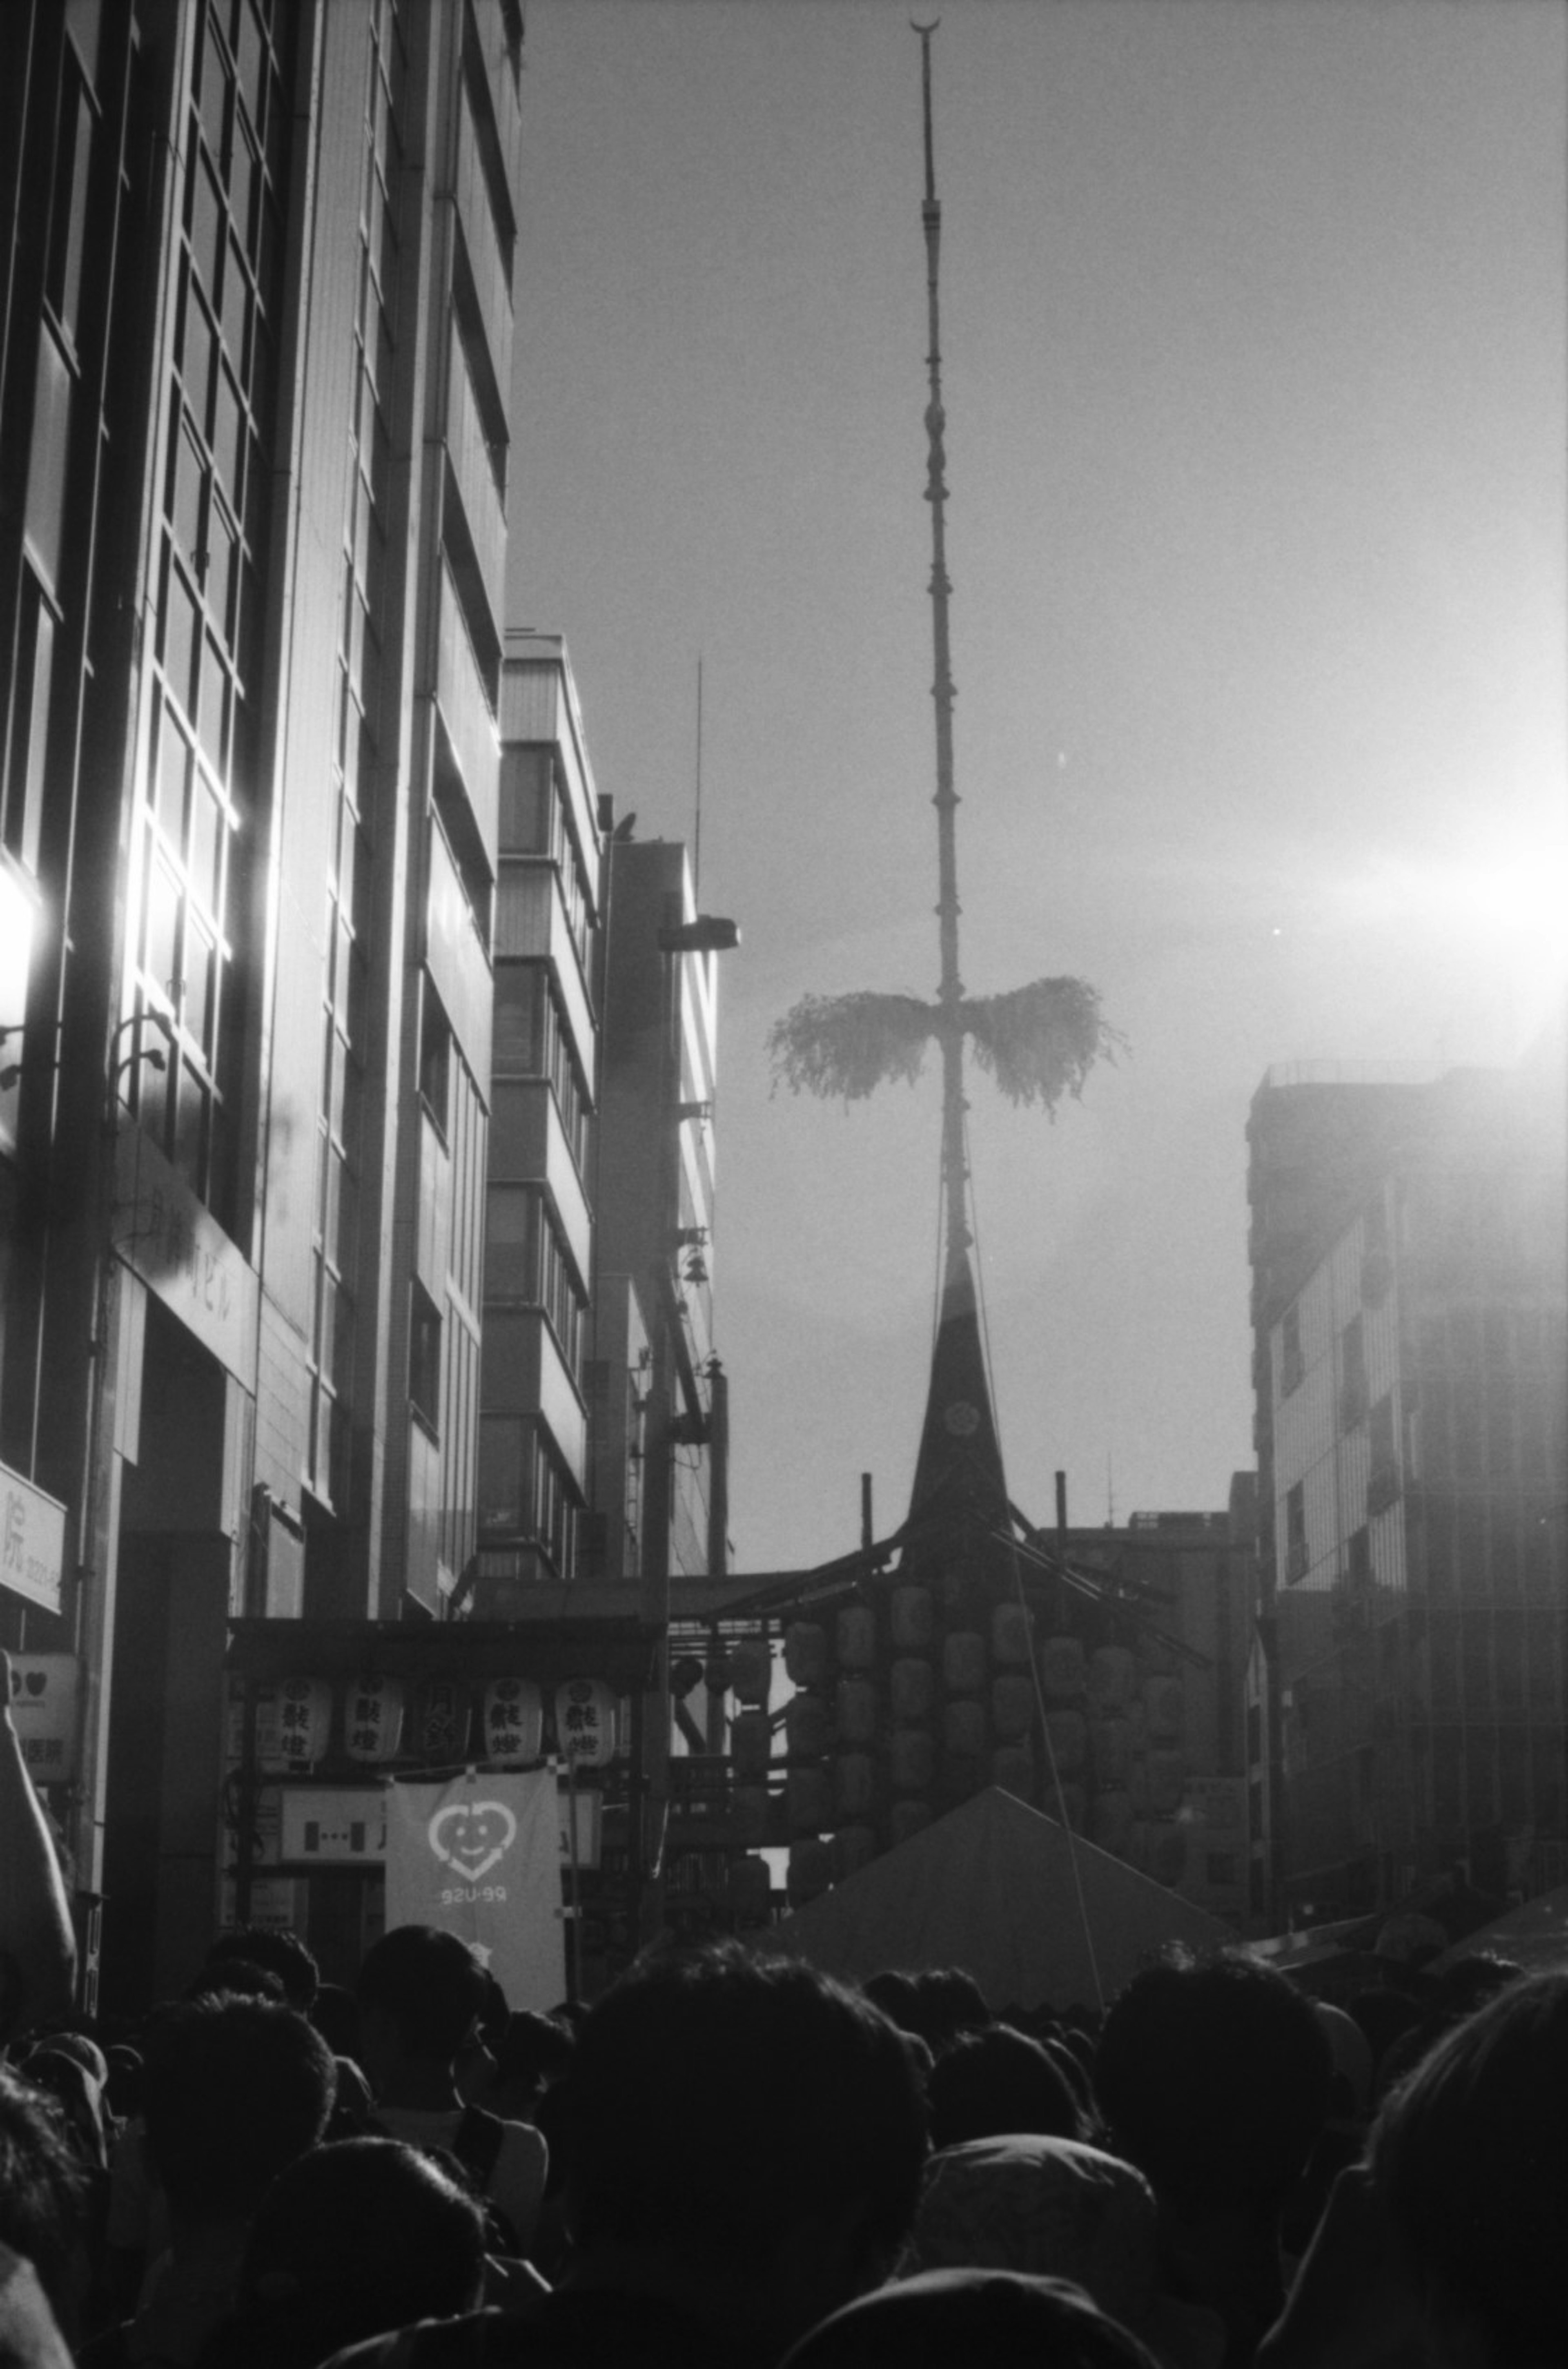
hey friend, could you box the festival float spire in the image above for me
[768,28,1123,1515]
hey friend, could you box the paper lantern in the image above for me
[834,1751,875,1819]
[784,1623,829,1687]
[784,1693,831,1758]
[891,1586,934,1650]
[555,1678,618,1768]
[482,1678,543,1763]
[1039,1637,1087,1702]
[836,1605,876,1670]
[991,1674,1035,1740]
[343,1674,405,1763]
[1042,1710,1087,1777]
[728,1638,771,1706]
[942,1632,986,1694]
[1089,1717,1133,1788]
[1089,1646,1135,1710]
[787,1837,833,1905]
[255,1678,332,1773]
[891,1728,935,1792]
[891,1658,935,1722]
[832,1825,878,1881]
[732,1785,770,1848]
[1145,1677,1185,1744]
[731,1709,771,1778]
[835,1678,878,1746]
[942,1697,987,1758]
[991,1601,1032,1666]
[786,1765,832,1835]
[414,1678,471,1761]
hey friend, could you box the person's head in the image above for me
[357,1926,488,2078]
[308,1981,363,2064]
[560,1941,929,2357]
[489,2008,575,2117]
[1093,1950,1330,2218]
[205,1925,321,2012]
[0,2065,87,2340]
[884,1967,991,2053]
[1370,1969,1568,2368]
[781,2267,1160,2369]
[141,1996,335,2227]
[927,2025,1084,2150]
[220,2139,486,2369]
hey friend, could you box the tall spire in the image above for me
[915,21,969,1277]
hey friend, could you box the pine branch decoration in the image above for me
[767,992,935,1102]
[962,978,1127,1114]
[768,977,1125,1114]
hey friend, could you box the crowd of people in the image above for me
[3,1663,1565,2367]
[0,1889,1565,2368]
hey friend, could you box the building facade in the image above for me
[472,634,604,1610]
[1248,1038,1568,1925]
[0,0,524,2008]
[589,836,733,1592]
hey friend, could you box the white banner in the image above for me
[384,1770,565,2011]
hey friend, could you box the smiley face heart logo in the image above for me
[428,1800,517,1883]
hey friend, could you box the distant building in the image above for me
[590,837,733,1592]
[472,636,604,1609]
[0,0,526,2008]
[1247,1034,1568,1925]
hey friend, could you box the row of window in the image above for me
[493,961,590,1170]
[477,1417,579,1575]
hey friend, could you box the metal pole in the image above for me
[914,24,969,1269]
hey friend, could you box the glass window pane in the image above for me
[190,152,225,306]
[182,280,216,425]
[160,548,199,715]
[157,711,190,847]
[145,847,180,1002]
[221,233,250,370]
[212,361,244,497]
[189,776,223,913]
[171,414,206,572]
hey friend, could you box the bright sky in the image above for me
[506,0,1568,1575]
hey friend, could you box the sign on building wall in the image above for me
[114,1127,258,1382]
[6,1655,78,1780]
[385,1770,565,2010]
[0,1466,66,1617]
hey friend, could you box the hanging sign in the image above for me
[385,1769,564,2010]
[554,1677,617,1768]
[6,1655,79,1782]
[0,1464,66,1617]
[343,1675,405,1763]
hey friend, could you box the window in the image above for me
[1280,1305,1303,1397]
[1285,1482,1307,1584]
[1339,1314,1367,1430]
[419,982,451,1131]
[4,571,56,873]
[410,1284,442,1432]
[1368,1392,1400,1514]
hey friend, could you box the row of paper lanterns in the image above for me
[245,1674,621,1773]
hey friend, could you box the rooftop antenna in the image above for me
[693,656,704,898]
[1107,1450,1115,1528]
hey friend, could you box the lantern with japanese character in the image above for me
[554,1677,617,1768]
[343,1675,405,1763]
[482,1678,543,1763]
[256,1678,332,1773]
[414,1678,471,1761]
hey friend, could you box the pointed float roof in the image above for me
[905,1243,1009,1529]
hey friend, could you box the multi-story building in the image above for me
[0,0,524,2009]
[1247,1033,1568,1926]
[472,634,604,1609]
[590,836,734,1592]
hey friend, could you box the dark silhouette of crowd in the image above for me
[1,1681,1564,2369]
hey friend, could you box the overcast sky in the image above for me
[506,0,1568,1575]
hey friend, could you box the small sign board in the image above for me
[0,1466,67,1617]
[6,1655,78,1782]
[260,1781,601,1869]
